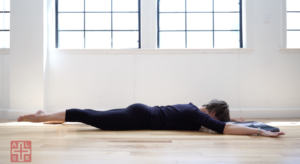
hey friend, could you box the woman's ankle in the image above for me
[37,114,48,122]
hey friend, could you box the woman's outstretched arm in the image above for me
[223,123,285,137]
[191,109,285,137]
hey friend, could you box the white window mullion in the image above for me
[140,0,157,49]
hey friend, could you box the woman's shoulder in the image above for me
[188,102,201,111]
[168,102,200,113]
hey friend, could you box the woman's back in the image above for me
[150,102,226,133]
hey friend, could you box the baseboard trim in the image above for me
[5,108,300,120]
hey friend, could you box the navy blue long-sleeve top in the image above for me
[149,102,226,134]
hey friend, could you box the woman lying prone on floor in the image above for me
[18,99,285,137]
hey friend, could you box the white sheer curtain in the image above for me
[0,0,10,48]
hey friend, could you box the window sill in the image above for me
[48,48,253,54]
[279,48,300,54]
[0,49,10,55]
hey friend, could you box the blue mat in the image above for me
[226,121,280,132]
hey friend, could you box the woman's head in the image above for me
[202,99,230,122]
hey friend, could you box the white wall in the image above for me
[1,0,300,119]
[0,50,9,118]
[7,0,47,118]
[240,0,300,110]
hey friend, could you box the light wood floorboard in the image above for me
[0,118,299,164]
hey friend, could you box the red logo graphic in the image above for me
[11,141,31,162]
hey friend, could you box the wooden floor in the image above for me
[0,118,300,164]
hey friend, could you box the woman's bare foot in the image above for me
[43,121,65,124]
[17,110,46,122]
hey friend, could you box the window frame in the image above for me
[157,0,243,49]
[55,0,141,49]
[0,0,10,49]
[286,0,300,48]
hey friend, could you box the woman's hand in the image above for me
[235,117,246,122]
[260,130,285,137]
[231,117,246,122]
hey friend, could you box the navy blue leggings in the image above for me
[65,103,152,130]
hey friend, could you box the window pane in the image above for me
[215,31,239,48]
[187,0,212,12]
[187,32,213,48]
[0,31,9,48]
[59,32,84,48]
[160,13,185,30]
[160,0,185,12]
[287,0,300,11]
[287,13,300,29]
[59,0,84,12]
[0,0,10,11]
[86,0,111,12]
[113,13,138,30]
[160,32,185,48]
[59,13,84,30]
[187,13,212,30]
[86,13,111,30]
[0,13,10,29]
[113,32,139,48]
[215,13,239,30]
[214,0,239,12]
[86,32,111,49]
[113,0,138,12]
[287,31,300,48]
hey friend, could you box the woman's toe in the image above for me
[19,116,25,121]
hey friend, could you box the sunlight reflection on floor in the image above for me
[0,122,55,126]
[266,122,300,126]
[0,122,81,126]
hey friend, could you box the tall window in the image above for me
[158,0,242,49]
[56,0,140,49]
[286,0,300,48]
[0,0,10,48]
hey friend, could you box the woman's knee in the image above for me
[65,108,91,122]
